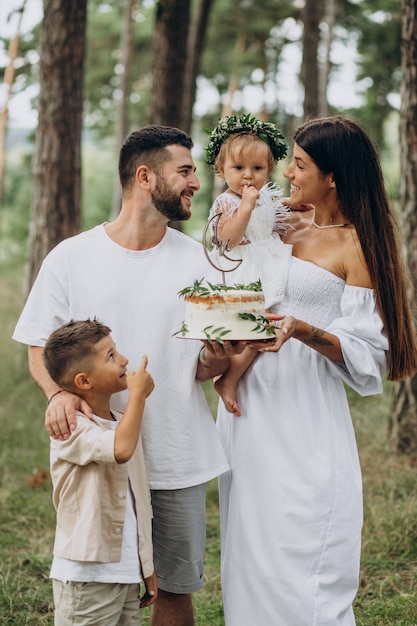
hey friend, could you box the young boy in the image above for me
[42,319,157,625]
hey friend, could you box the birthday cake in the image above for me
[176,279,276,341]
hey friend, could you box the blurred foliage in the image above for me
[0,0,403,142]
[83,0,155,133]
[346,0,401,149]
[0,0,403,260]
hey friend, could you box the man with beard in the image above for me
[13,126,244,626]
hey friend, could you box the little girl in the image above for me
[205,113,292,416]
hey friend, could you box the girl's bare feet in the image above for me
[214,375,242,417]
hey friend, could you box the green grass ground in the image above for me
[1,264,417,625]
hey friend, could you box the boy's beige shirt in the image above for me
[50,411,154,579]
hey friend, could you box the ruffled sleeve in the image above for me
[326,285,388,396]
[209,192,240,221]
[209,192,251,244]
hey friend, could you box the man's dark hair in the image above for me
[118,125,194,190]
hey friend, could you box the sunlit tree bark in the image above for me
[318,0,337,117]
[110,0,137,219]
[26,0,87,291]
[181,0,214,134]
[148,0,191,128]
[300,0,323,119]
[389,0,417,455]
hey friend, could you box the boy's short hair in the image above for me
[43,319,111,389]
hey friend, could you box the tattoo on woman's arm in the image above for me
[302,326,333,347]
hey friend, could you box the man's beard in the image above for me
[151,176,191,222]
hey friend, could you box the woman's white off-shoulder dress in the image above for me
[217,256,388,626]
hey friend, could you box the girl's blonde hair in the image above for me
[214,133,275,175]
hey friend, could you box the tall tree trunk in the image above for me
[180,0,214,134]
[148,0,191,231]
[26,0,87,292]
[0,0,28,206]
[109,0,137,220]
[300,0,323,119]
[212,36,248,200]
[318,0,337,117]
[148,0,191,129]
[389,0,417,455]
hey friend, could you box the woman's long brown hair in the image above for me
[294,116,417,380]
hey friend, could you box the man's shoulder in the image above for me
[168,227,203,251]
[60,224,102,246]
[166,228,219,280]
[44,225,103,260]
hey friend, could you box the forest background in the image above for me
[2,0,417,624]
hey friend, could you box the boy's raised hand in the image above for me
[126,355,154,399]
[114,356,154,463]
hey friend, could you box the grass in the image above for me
[2,262,417,624]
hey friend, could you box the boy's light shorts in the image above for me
[52,580,141,625]
[151,483,206,594]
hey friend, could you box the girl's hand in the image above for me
[241,184,260,209]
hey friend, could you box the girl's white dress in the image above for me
[217,256,388,626]
[208,183,292,308]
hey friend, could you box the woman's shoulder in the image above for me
[318,224,373,289]
[343,230,373,288]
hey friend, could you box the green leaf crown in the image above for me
[204,113,288,167]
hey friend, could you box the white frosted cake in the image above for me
[176,280,275,341]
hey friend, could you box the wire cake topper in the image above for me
[203,213,242,282]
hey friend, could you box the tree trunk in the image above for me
[389,0,417,455]
[180,0,214,134]
[318,0,337,117]
[300,0,323,119]
[148,0,191,232]
[109,0,137,220]
[26,0,87,292]
[212,39,247,201]
[148,0,191,129]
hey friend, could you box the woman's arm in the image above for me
[253,315,344,363]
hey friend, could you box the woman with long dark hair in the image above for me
[216,116,417,625]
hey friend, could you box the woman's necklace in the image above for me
[312,217,350,229]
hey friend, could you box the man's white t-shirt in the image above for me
[13,225,229,489]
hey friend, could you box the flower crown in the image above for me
[204,113,288,166]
